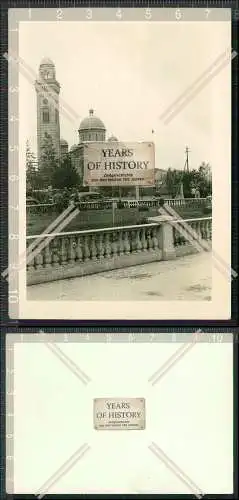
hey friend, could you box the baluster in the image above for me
[152,227,159,250]
[198,220,203,239]
[83,234,90,261]
[198,221,203,240]
[194,221,199,240]
[43,242,52,268]
[51,239,60,266]
[204,220,208,240]
[141,227,147,251]
[60,236,68,265]
[97,233,105,259]
[123,231,131,254]
[207,220,211,240]
[147,229,153,251]
[90,234,97,261]
[112,232,118,258]
[174,228,179,247]
[118,230,124,255]
[75,235,83,262]
[34,250,44,269]
[195,222,200,242]
[105,232,112,258]
[131,229,137,253]
[189,222,195,244]
[136,228,142,252]
[68,236,76,264]
[206,220,210,240]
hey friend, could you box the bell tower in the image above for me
[35,57,61,160]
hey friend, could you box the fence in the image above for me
[26,216,212,285]
[26,197,209,215]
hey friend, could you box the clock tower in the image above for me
[35,57,61,161]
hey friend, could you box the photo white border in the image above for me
[8,8,232,319]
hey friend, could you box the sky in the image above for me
[18,18,230,170]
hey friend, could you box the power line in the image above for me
[184,146,190,173]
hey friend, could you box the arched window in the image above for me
[42,108,49,123]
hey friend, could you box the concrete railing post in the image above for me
[147,215,176,260]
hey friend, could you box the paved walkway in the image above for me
[28,252,212,301]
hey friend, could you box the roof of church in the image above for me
[60,138,68,145]
[79,109,105,131]
[40,57,55,66]
[108,135,118,142]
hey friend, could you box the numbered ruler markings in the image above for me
[94,397,145,431]
[9,8,232,22]
[8,332,234,344]
[6,339,15,493]
[8,13,20,320]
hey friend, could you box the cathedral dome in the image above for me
[40,57,55,66]
[79,109,105,131]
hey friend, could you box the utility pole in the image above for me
[184,146,190,173]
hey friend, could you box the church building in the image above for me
[35,58,118,186]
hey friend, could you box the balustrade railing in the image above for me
[173,217,212,247]
[26,223,162,272]
[26,197,209,215]
[27,217,212,278]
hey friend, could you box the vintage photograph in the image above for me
[11,8,231,318]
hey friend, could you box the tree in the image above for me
[165,168,182,197]
[164,162,212,199]
[52,154,80,190]
[190,162,212,197]
[198,162,212,195]
[26,140,38,192]
[38,133,59,188]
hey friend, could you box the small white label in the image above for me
[94,397,145,430]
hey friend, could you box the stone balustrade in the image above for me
[27,216,212,285]
[26,197,209,215]
[173,217,212,247]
